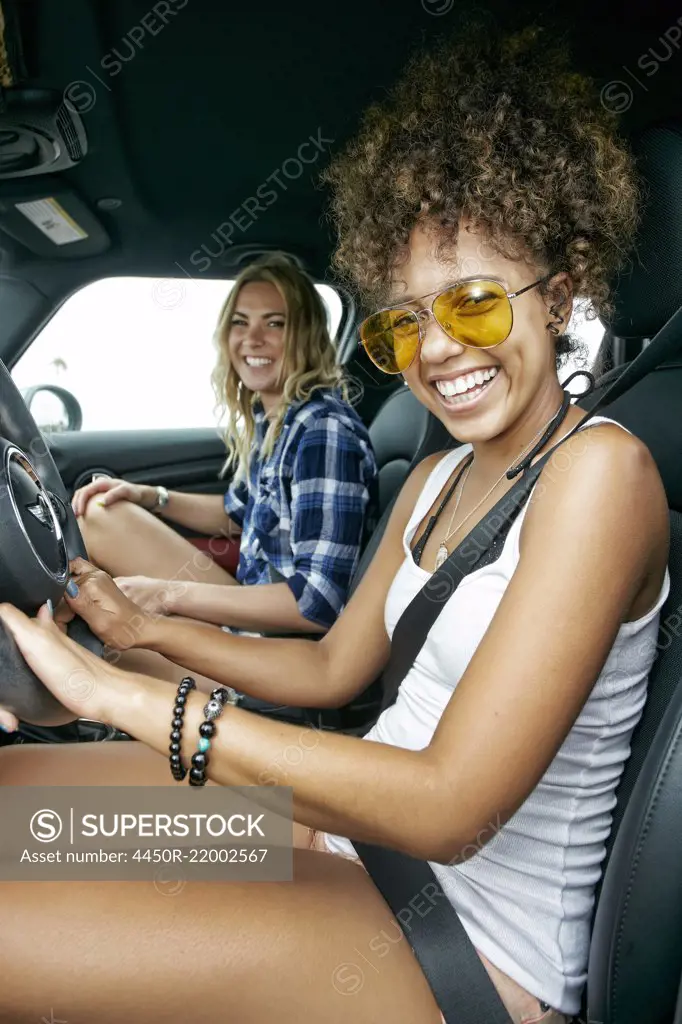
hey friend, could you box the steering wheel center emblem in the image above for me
[4,445,68,584]
[26,492,56,530]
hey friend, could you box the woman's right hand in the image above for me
[0,603,123,724]
[72,477,157,517]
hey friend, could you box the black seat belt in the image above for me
[355,447,558,1024]
[354,302,682,1024]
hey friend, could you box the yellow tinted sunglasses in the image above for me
[359,276,549,375]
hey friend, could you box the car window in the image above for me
[562,301,605,392]
[11,277,343,433]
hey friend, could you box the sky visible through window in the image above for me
[12,277,343,432]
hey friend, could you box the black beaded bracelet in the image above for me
[188,686,239,787]
[168,676,196,781]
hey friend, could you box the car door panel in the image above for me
[47,429,227,491]
[46,428,240,573]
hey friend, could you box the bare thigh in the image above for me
[78,500,244,690]
[0,742,442,1024]
[79,498,237,584]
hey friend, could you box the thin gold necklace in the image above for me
[434,404,564,571]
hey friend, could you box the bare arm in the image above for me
[115,429,672,856]
[152,490,240,538]
[160,580,328,634]
[67,455,445,708]
[72,476,239,538]
[2,430,667,863]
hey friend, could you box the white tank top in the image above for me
[324,417,670,1015]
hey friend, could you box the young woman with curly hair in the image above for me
[68,253,377,649]
[0,25,669,1024]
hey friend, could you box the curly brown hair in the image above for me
[323,24,639,364]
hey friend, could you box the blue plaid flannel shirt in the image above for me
[223,390,377,629]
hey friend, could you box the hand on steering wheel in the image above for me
[64,557,155,651]
[0,603,119,724]
[0,359,105,724]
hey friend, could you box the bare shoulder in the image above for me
[524,423,668,615]
[536,422,665,510]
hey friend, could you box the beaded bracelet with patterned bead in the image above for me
[169,676,196,781]
[188,685,240,787]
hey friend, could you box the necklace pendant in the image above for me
[434,544,449,570]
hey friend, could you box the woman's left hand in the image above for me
[63,557,154,651]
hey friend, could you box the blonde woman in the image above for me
[70,254,377,639]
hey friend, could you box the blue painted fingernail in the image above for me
[46,598,54,617]
[66,580,79,598]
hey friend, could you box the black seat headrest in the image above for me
[368,386,430,516]
[610,121,682,339]
[369,386,427,464]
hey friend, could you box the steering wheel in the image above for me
[0,360,103,725]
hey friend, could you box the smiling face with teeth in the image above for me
[227,280,287,411]
[396,221,572,447]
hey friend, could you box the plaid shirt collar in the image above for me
[225,388,377,629]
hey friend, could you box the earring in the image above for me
[547,304,565,336]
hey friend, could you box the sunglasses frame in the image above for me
[359,274,551,374]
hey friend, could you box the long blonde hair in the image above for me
[212,254,347,478]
